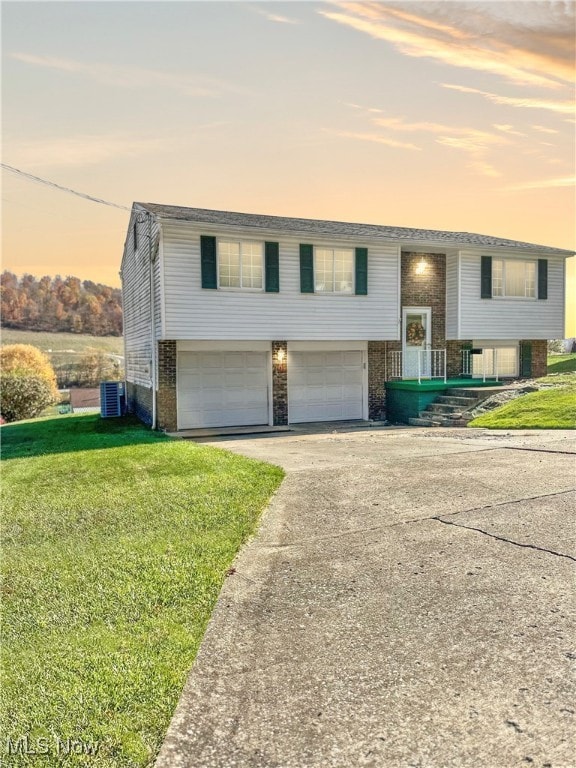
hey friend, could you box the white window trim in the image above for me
[217,238,265,292]
[314,245,355,295]
[471,342,519,378]
[492,258,537,300]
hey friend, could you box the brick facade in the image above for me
[401,253,446,349]
[523,339,547,379]
[157,340,177,431]
[446,340,473,379]
[272,341,288,426]
[531,340,548,378]
[367,341,387,420]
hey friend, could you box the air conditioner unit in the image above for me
[100,381,126,418]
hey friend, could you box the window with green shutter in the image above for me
[300,244,314,293]
[301,245,367,294]
[520,342,532,378]
[200,235,217,289]
[265,242,280,293]
[481,256,492,299]
[355,248,368,295]
[492,258,538,298]
[538,259,548,300]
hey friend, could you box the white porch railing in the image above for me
[389,349,447,384]
[462,349,501,382]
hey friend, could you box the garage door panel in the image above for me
[323,351,343,366]
[288,350,364,423]
[325,369,346,385]
[178,351,269,429]
[343,351,363,365]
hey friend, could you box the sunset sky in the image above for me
[2,1,575,334]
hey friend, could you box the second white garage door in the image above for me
[177,351,269,429]
[288,350,364,423]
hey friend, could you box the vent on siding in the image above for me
[100,381,125,418]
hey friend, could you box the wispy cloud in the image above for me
[254,8,300,25]
[370,114,508,176]
[10,52,248,97]
[442,83,575,115]
[320,2,574,88]
[330,129,421,151]
[507,175,576,191]
[7,135,171,168]
[493,124,526,137]
[532,125,559,134]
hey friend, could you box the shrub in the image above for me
[0,374,58,422]
[1,344,59,421]
[1,344,58,383]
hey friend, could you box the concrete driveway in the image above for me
[156,426,576,768]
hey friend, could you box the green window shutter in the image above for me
[265,242,280,293]
[200,236,217,289]
[481,256,492,298]
[520,342,532,378]
[538,259,548,300]
[300,244,314,293]
[355,247,368,295]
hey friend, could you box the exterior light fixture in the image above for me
[276,347,286,366]
[415,258,428,275]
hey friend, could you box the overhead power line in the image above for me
[1,163,131,212]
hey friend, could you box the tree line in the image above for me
[1,272,122,336]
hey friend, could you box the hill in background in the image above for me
[1,271,122,336]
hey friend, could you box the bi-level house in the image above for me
[120,203,571,431]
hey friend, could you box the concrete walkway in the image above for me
[156,427,576,768]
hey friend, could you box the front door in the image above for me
[402,307,431,379]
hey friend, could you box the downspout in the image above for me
[147,210,157,430]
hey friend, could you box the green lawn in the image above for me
[547,353,576,374]
[468,387,576,429]
[1,328,123,354]
[1,415,283,767]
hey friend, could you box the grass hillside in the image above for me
[468,387,575,429]
[547,353,576,374]
[469,358,576,430]
[1,414,283,767]
[1,328,123,355]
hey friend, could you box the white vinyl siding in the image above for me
[458,250,565,340]
[161,221,400,340]
[445,252,459,339]
[121,210,161,387]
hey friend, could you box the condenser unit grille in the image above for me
[100,381,122,418]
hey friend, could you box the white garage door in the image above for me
[177,351,269,429]
[288,350,364,423]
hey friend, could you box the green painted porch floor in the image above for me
[385,378,504,392]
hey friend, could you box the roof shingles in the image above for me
[135,203,573,255]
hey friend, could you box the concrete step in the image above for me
[447,386,511,399]
[409,417,444,427]
[414,414,470,427]
[435,395,478,406]
[425,402,465,414]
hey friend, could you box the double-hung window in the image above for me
[315,248,354,293]
[492,259,536,298]
[218,240,263,290]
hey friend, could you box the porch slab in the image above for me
[385,378,507,391]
